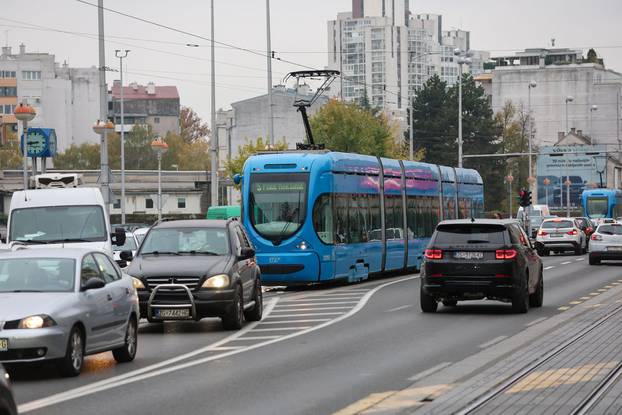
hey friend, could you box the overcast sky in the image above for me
[1,0,621,127]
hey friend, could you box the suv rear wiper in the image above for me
[466,239,490,244]
[178,250,220,256]
[142,251,181,256]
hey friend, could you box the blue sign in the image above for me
[20,128,57,158]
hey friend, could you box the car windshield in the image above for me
[10,205,107,243]
[597,225,622,235]
[140,227,229,255]
[0,258,76,292]
[586,197,609,218]
[542,220,574,229]
[434,224,506,244]
[249,173,308,243]
[113,235,137,252]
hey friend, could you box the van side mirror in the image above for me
[111,227,126,247]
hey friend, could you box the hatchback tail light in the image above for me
[591,234,603,241]
[567,229,578,236]
[537,229,548,236]
[496,249,518,260]
[424,249,443,260]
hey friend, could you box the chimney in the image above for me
[1,46,11,56]
[130,81,139,91]
[19,43,25,55]
[577,129,583,136]
[558,132,565,142]
[571,127,576,134]
[146,81,156,95]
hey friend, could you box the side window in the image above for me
[312,194,333,244]
[81,254,102,285]
[235,227,249,249]
[93,253,121,283]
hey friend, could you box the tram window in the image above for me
[368,194,381,241]
[393,196,404,239]
[349,196,362,243]
[384,196,394,237]
[335,194,348,244]
[312,194,333,244]
[406,196,416,239]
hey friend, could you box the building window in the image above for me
[22,71,41,81]
[177,197,186,209]
[154,117,160,124]
[146,198,154,209]
[113,199,121,209]
[0,87,17,97]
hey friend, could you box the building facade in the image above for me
[0,44,100,151]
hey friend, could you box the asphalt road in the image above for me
[9,253,622,415]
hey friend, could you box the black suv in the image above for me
[127,219,262,330]
[420,219,543,313]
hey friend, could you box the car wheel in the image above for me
[442,300,457,307]
[512,274,529,314]
[589,255,601,265]
[529,270,544,308]
[244,278,263,322]
[112,316,138,363]
[57,326,84,377]
[222,285,244,330]
[420,285,438,313]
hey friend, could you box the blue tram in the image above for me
[581,188,622,219]
[239,151,484,285]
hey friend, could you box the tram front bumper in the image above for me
[257,251,321,285]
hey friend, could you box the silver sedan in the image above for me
[0,248,139,377]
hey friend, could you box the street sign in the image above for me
[20,128,57,157]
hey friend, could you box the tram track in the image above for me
[455,303,622,415]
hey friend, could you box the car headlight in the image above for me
[18,315,56,329]
[202,274,230,289]
[132,277,145,290]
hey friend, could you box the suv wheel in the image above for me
[112,316,138,363]
[244,278,263,322]
[57,326,84,377]
[529,270,544,308]
[222,285,244,330]
[512,274,529,314]
[420,285,438,313]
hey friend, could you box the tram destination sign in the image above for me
[253,182,305,193]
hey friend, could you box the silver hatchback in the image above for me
[0,248,139,377]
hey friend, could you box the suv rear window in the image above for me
[542,220,573,229]
[598,225,622,235]
[434,224,506,244]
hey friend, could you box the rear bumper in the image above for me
[536,240,580,250]
[421,276,516,301]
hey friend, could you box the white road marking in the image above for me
[231,336,281,341]
[407,362,453,382]
[576,258,585,261]
[561,261,572,265]
[282,296,362,302]
[266,312,345,318]
[385,304,414,313]
[257,319,330,325]
[276,301,359,307]
[252,327,312,332]
[208,346,244,351]
[271,306,352,312]
[544,266,555,270]
[478,336,508,349]
[526,317,548,327]
[19,276,419,414]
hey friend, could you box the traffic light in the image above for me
[518,189,532,207]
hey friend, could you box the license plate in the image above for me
[608,246,622,252]
[454,251,483,260]
[153,308,190,319]
[550,233,563,238]
[0,338,7,352]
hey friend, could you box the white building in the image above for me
[489,48,622,147]
[0,44,100,152]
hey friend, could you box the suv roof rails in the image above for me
[152,217,176,226]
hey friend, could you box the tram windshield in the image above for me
[586,197,609,218]
[249,173,309,243]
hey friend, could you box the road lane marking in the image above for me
[18,275,419,414]
[407,362,453,382]
[580,297,591,300]
[605,285,614,289]
[257,319,330,324]
[558,306,571,311]
[598,289,608,292]
[270,306,352,312]
[252,327,312,332]
[265,312,345,318]
[569,301,582,305]
[385,304,414,313]
[612,282,620,286]
[231,336,281,341]
[590,292,600,296]
[208,346,245,351]
[561,261,572,265]
[277,301,359,307]
[526,317,548,327]
[576,258,584,261]
[478,336,508,349]
[544,266,555,270]
[282,296,362,302]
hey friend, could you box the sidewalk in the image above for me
[349,277,622,414]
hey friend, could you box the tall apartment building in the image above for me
[327,0,489,117]
[0,44,100,151]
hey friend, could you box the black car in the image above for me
[0,365,17,415]
[420,219,543,313]
[127,219,262,330]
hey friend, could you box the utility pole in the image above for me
[266,0,274,147]
[115,49,129,224]
[210,0,218,207]
[97,0,110,213]
[409,107,414,160]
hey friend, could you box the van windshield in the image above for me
[9,205,107,243]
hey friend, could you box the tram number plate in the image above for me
[154,308,190,318]
[0,338,7,352]
[454,252,483,260]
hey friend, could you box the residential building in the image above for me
[0,44,100,151]
[489,48,622,147]
[109,80,180,137]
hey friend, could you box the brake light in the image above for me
[424,249,443,260]
[591,234,603,241]
[537,229,548,236]
[496,249,518,260]
[567,230,578,236]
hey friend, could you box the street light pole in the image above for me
[565,96,574,133]
[210,0,218,207]
[115,49,130,224]
[151,137,168,221]
[527,80,537,183]
[409,107,413,160]
[454,49,472,168]
[14,103,36,190]
[506,174,514,218]
[266,0,274,147]
[93,120,114,215]
[590,104,598,140]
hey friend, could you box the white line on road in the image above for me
[526,317,548,327]
[252,327,312,332]
[478,336,508,349]
[231,336,281,341]
[561,261,572,265]
[544,266,555,270]
[19,275,419,414]
[271,306,352,312]
[407,362,453,382]
[208,346,245,351]
[385,304,414,313]
[257,319,330,325]
[281,296,362,302]
[576,258,585,261]
[276,301,359,307]
[266,312,345,318]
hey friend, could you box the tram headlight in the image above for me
[296,240,311,250]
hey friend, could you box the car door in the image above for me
[93,253,129,346]
[233,225,254,301]
[79,253,114,353]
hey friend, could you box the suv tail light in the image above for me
[537,229,548,236]
[496,249,517,260]
[567,229,578,236]
[424,249,443,260]
[591,234,603,241]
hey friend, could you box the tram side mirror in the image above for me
[233,174,242,186]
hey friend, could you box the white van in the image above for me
[7,187,125,253]
[517,205,552,236]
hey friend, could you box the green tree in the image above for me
[53,143,100,169]
[586,48,599,64]
[0,141,23,169]
[310,99,396,157]
[224,137,288,181]
[180,106,210,144]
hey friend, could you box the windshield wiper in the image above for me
[466,239,490,244]
[141,251,181,256]
[178,250,220,256]
[8,289,43,292]
[46,238,95,243]
[14,239,51,245]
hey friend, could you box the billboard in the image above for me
[536,145,607,208]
